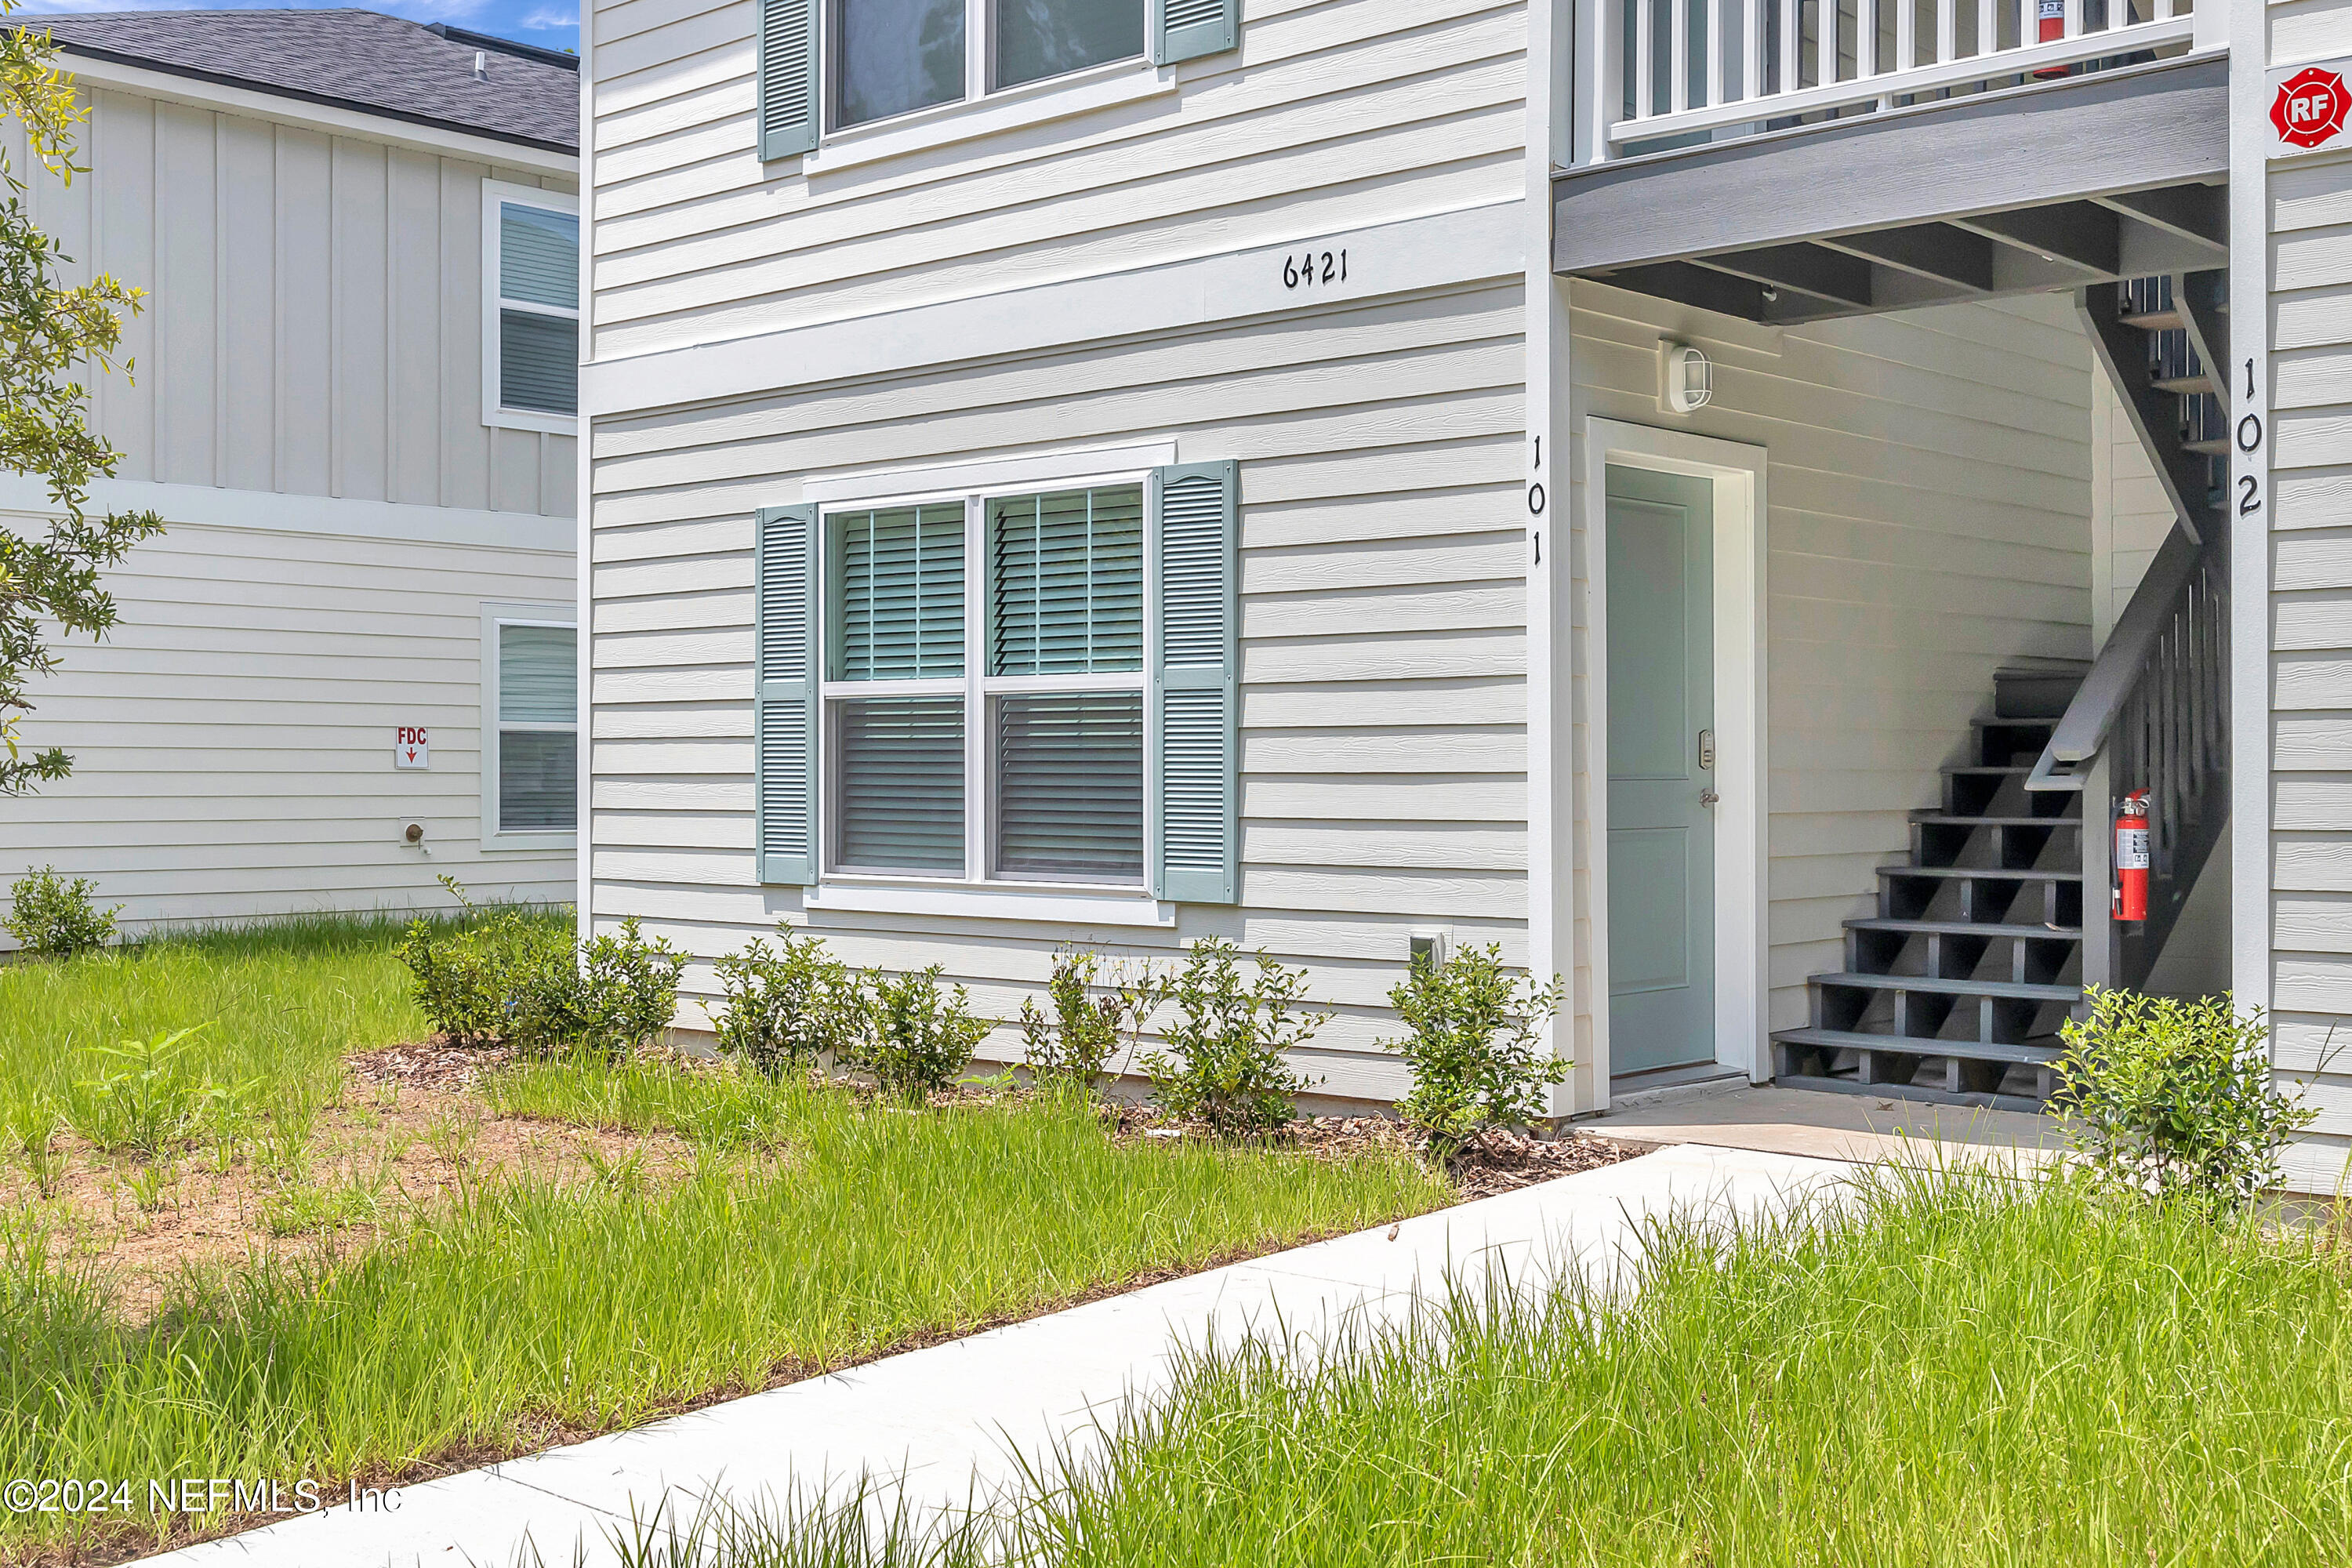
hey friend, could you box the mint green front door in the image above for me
[1606,465,1717,1076]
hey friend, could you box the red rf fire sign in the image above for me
[2274,67,2352,151]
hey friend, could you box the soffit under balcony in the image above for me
[1552,53,2228,325]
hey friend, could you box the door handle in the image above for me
[1700,789,1720,808]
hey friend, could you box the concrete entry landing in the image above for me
[1588,1079,2066,1170]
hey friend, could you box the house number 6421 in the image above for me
[1282,249,1348,289]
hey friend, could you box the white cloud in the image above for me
[518,5,576,28]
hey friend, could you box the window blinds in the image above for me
[837,695,967,872]
[989,485,1143,677]
[833,504,967,680]
[996,691,1145,882]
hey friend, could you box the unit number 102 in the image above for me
[1282,249,1348,289]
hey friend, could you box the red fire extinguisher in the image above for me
[2032,0,2067,78]
[2114,789,2151,924]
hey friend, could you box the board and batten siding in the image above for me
[1563,285,2094,1102]
[5,516,575,934]
[2267,144,2352,1192]
[588,0,1529,361]
[9,87,577,517]
[590,284,1528,1101]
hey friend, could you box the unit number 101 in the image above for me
[1282,249,1348,289]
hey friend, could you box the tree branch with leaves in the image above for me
[0,5,165,796]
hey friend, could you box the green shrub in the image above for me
[2056,986,2316,1209]
[1018,949,1165,1093]
[396,880,681,1061]
[848,965,993,1102]
[711,926,858,1078]
[396,901,569,1046]
[3,866,118,959]
[1385,943,1567,1160]
[1139,938,1326,1137]
[506,917,684,1063]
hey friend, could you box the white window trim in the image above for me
[806,56,1173,174]
[481,601,580,853]
[816,456,1166,904]
[481,180,580,437]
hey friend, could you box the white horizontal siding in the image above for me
[6,519,575,938]
[2089,373,2173,643]
[16,87,577,517]
[2270,147,2352,1192]
[1564,285,2094,1097]
[588,0,1529,360]
[588,283,1528,1102]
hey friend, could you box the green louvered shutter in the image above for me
[1155,0,1239,64]
[755,504,820,884]
[1150,461,1239,904]
[757,0,821,160]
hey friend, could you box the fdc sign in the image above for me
[2274,66,2352,151]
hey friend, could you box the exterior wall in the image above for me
[582,0,1536,1102]
[584,0,2117,1115]
[17,86,576,517]
[2267,142,2352,1191]
[2090,372,2175,643]
[590,283,1529,1102]
[6,506,575,935]
[1563,285,2095,1094]
[589,0,1528,361]
[2,79,583,937]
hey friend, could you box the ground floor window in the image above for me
[753,458,1239,905]
[821,482,1146,885]
[483,606,578,840]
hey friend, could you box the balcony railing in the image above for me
[1591,0,2199,159]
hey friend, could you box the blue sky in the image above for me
[16,0,579,57]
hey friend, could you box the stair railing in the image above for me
[2025,523,2229,989]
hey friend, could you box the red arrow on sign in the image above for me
[2274,67,2352,150]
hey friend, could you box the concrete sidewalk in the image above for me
[142,1142,1858,1568]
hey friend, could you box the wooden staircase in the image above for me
[1773,667,2089,1112]
[1774,270,2232,1114]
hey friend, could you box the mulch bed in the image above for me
[347,1047,1653,1203]
[1101,1101,1648,1200]
[344,1038,516,1091]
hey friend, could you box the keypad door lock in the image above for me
[1697,728,1715,770]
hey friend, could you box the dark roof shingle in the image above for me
[38,9,577,152]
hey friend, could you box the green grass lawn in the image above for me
[0,919,1452,1564]
[0,911,524,1134]
[644,1168,2352,1568]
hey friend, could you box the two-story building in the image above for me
[4,9,581,935]
[578,0,2350,1188]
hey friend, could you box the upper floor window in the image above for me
[834,0,1145,129]
[757,0,1237,159]
[482,182,579,435]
